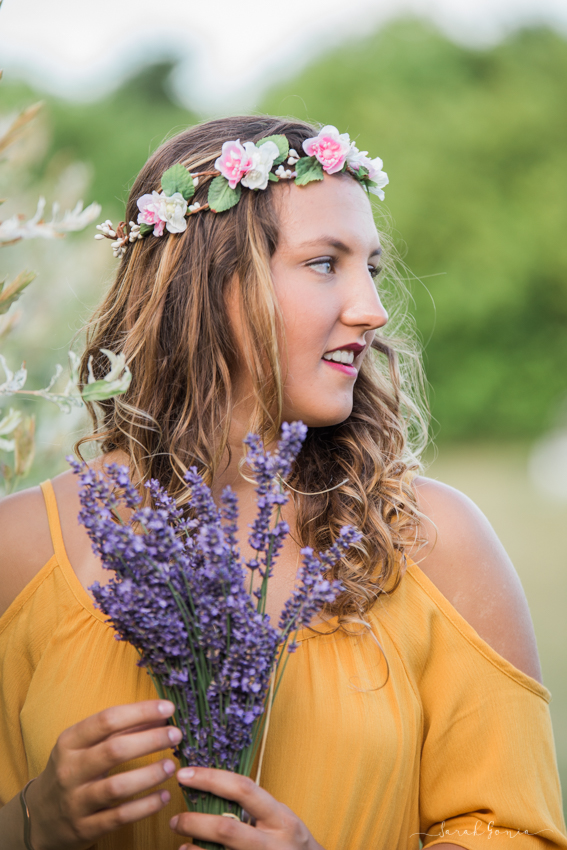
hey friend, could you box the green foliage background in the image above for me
[2,19,567,442]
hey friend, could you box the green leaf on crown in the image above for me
[268,172,279,182]
[294,156,324,186]
[257,134,289,166]
[356,166,370,179]
[161,164,196,200]
[139,222,154,236]
[208,176,242,212]
[355,178,381,196]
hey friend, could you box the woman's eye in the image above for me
[308,259,334,275]
[307,259,382,278]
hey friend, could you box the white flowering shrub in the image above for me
[0,75,130,494]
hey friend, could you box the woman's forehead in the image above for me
[275,175,380,252]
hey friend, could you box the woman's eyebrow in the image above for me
[296,236,382,257]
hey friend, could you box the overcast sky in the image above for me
[1,0,567,114]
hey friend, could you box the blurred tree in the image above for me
[261,20,567,440]
[0,61,198,220]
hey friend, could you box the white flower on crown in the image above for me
[346,146,389,200]
[367,168,389,200]
[161,193,188,232]
[240,140,280,190]
[137,190,188,236]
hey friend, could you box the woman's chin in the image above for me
[282,403,353,429]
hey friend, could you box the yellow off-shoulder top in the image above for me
[0,480,566,850]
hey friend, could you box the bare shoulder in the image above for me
[0,465,101,619]
[409,475,543,684]
[0,484,53,618]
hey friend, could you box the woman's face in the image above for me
[229,173,388,428]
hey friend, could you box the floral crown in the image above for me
[95,125,388,258]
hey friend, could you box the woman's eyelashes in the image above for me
[308,258,335,275]
[307,257,383,279]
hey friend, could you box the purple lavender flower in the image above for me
[278,525,361,650]
[69,422,359,835]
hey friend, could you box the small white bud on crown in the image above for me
[112,242,127,259]
[275,165,294,179]
[96,221,117,238]
[128,222,142,242]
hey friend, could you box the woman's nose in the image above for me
[342,274,388,331]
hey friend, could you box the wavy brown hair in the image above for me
[77,115,429,632]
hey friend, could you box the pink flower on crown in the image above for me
[215,139,254,189]
[302,125,353,174]
[137,192,163,236]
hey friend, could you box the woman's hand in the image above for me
[25,699,181,850]
[171,767,326,850]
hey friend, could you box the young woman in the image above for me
[0,116,565,850]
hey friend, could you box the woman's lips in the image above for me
[322,359,357,376]
[324,342,365,355]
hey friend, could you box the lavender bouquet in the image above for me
[71,422,360,850]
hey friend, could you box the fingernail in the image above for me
[170,815,179,829]
[178,767,195,781]
[159,701,175,716]
[163,759,175,775]
[161,790,171,803]
[168,727,182,743]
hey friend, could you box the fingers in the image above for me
[172,768,314,850]
[75,724,183,784]
[172,811,263,850]
[86,758,177,811]
[77,788,172,843]
[109,717,170,738]
[176,767,284,828]
[31,702,181,850]
[61,700,175,750]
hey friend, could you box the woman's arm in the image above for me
[0,790,35,850]
[412,475,543,683]
[409,477,567,848]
